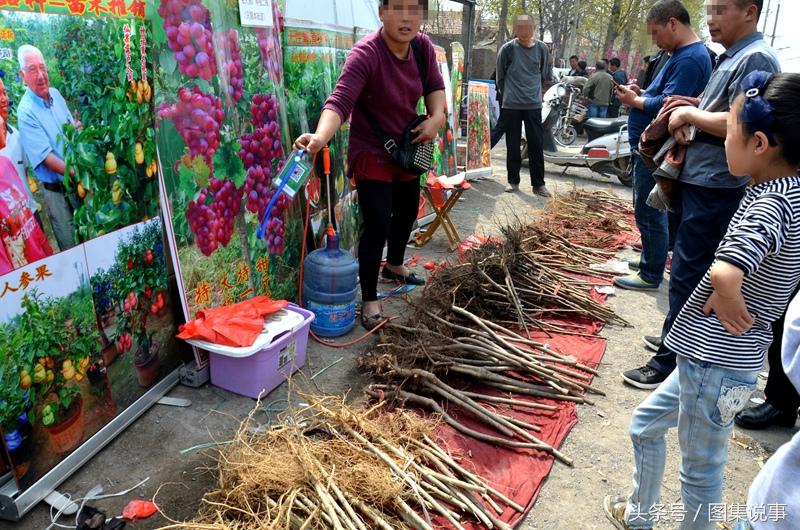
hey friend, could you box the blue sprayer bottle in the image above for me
[303,227,359,337]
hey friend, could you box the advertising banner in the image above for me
[450,41,464,140]
[466,80,492,179]
[152,0,300,321]
[0,4,178,490]
[283,21,360,251]
[432,45,456,178]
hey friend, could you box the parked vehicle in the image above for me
[523,78,632,187]
[544,76,587,146]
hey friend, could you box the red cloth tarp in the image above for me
[176,296,288,347]
[432,323,608,528]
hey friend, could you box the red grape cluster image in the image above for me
[239,93,287,254]
[186,189,217,256]
[159,0,217,81]
[240,93,283,215]
[157,86,223,166]
[209,177,243,247]
[262,191,290,254]
[184,178,243,256]
[217,29,244,102]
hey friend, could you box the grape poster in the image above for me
[283,21,360,251]
[152,0,301,318]
[0,3,179,491]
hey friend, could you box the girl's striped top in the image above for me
[665,175,800,370]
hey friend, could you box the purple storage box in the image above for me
[201,304,314,399]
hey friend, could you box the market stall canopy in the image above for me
[284,0,379,29]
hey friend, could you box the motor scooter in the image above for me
[522,77,632,187]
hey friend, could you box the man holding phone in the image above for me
[610,0,711,387]
[608,58,629,117]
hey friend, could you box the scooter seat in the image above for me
[583,116,627,140]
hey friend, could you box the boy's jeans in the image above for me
[625,355,759,530]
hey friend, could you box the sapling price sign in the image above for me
[239,0,274,28]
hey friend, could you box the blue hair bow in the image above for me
[741,70,777,145]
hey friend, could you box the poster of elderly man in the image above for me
[16,44,80,252]
[0,8,160,267]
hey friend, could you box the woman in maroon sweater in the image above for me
[294,0,446,330]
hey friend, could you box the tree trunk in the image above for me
[619,25,635,68]
[619,0,645,68]
[602,0,623,59]
[538,2,545,40]
[497,0,509,54]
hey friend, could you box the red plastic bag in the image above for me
[457,234,501,262]
[177,296,289,347]
[122,499,157,520]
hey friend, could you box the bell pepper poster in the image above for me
[152,0,302,321]
[283,21,360,252]
[0,3,180,491]
[415,45,457,222]
[466,80,492,178]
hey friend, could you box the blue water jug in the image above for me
[303,229,359,337]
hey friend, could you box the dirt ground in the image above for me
[3,145,795,530]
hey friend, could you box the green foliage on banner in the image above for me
[0,13,160,243]
[99,220,169,365]
[3,288,100,427]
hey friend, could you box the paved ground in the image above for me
[3,146,795,530]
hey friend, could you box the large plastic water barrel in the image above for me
[303,230,359,337]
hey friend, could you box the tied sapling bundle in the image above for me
[157,395,523,530]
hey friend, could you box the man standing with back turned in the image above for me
[496,14,552,198]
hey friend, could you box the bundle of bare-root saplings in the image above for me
[362,190,632,466]
[159,396,523,530]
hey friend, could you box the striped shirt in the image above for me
[680,33,780,189]
[665,176,800,370]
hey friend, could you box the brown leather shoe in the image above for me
[533,185,552,197]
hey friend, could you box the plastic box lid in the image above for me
[184,308,306,358]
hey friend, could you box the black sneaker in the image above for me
[621,366,667,390]
[641,335,662,352]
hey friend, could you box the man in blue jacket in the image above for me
[612,0,711,295]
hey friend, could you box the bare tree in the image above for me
[602,0,623,58]
[497,0,510,53]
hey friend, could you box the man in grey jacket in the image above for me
[496,15,552,197]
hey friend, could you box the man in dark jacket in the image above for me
[607,57,629,117]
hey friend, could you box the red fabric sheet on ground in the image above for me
[421,218,636,528]
[432,327,607,529]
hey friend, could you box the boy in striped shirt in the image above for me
[605,71,800,530]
